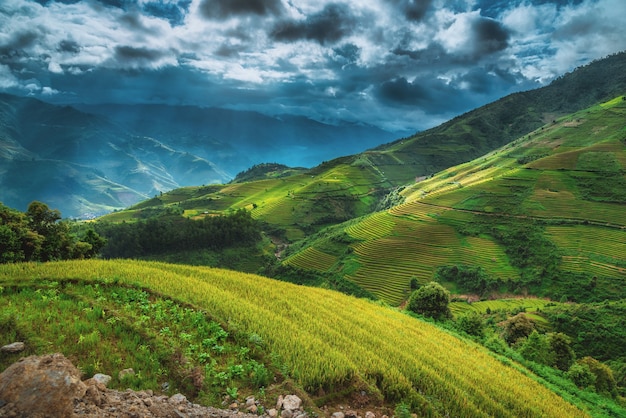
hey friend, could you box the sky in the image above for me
[1,0,625,132]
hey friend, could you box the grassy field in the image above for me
[301,97,626,304]
[0,260,604,417]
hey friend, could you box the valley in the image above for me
[1,53,626,416]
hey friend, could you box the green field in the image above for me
[0,260,602,417]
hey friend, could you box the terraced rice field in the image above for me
[450,298,553,316]
[0,260,592,418]
[284,247,338,272]
[345,211,396,240]
[528,193,626,225]
[546,226,626,277]
[346,203,520,305]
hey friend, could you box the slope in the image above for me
[104,52,626,240]
[0,259,603,417]
[287,96,626,306]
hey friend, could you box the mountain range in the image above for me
[0,96,399,218]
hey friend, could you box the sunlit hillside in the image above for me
[0,260,608,417]
[288,96,626,305]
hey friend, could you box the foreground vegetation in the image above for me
[2,259,616,417]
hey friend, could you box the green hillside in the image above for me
[288,96,625,306]
[100,53,626,241]
[1,259,618,417]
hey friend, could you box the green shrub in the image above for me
[406,282,451,320]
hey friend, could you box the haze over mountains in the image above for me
[0,95,398,218]
[3,51,626,219]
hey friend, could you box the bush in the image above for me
[501,313,534,345]
[577,357,618,397]
[456,311,485,337]
[568,363,596,390]
[406,282,451,320]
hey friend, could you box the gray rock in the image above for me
[169,393,187,405]
[0,342,25,353]
[332,412,345,418]
[0,353,86,417]
[268,408,279,417]
[365,411,376,418]
[281,409,294,418]
[282,394,302,411]
[92,373,112,386]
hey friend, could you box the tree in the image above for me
[576,356,618,396]
[407,281,451,319]
[518,330,553,365]
[501,313,534,345]
[0,201,104,263]
[548,332,575,371]
[456,311,485,337]
[567,362,596,389]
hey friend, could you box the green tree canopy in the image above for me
[0,201,104,263]
[407,281,451,320]
[501,313,534,345]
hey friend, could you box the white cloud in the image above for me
[0,64,19,89]
[0,0,624,131]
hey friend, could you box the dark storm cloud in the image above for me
[199,0,284,19]
[386,0,433,21]
[377,77,430,106]
[0,31,39,65]
[271,3,357,45]
[57,40,81,54]
[114,45,166,65]
[473,17,509,56]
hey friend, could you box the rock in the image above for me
[247,404,258,414]
[268,408,279,417]
[169,393,188,405]
[230,402,239,410]
[332,412,345,418]
[281,409,294,418]
[365,411,376,418]
[0,342,25,353]
[282,394,302,411]
[0,353,86,418]
[345,410,358,418]
[84,380,104,407]
[276,394,284,410]
[118,368,135,380]
[92,373,112,386]
[246,396,257,408]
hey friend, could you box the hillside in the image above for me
[0,96,397,219]
[287,96,626,305]
[0,259,617,417]
[104,53,626,239]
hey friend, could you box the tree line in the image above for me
[0,201,104,263]
[94,209,261,259]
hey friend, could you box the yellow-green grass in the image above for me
[450,298,554,317]
[545,226,626,277]
[284,247,338,272]
[0,260,589,417]
[527,172,626,225]
[345,209,519,305]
